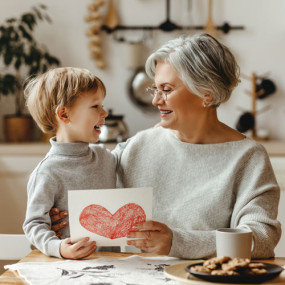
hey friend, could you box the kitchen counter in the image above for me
[259,140,285,156]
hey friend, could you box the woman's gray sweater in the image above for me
[114,127,281,259]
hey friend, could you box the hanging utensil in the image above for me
[158,0,180,32]
[236,112,255,133]
[128,67,156,112]
[256,78,276,99]
[204,0,217,38]
[99,109,129,143]
[104,0,119,31]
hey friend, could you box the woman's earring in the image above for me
[202,94,212,108]
[203,100,209,108]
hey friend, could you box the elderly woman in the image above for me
[51,33,281,259]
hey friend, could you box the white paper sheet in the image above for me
[5,255,183,285]
[68,187,152,246]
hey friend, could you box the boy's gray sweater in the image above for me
[23,139,117,258]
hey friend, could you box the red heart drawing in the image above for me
[79,203,146,239]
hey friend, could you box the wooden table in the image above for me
[1,250,285,285]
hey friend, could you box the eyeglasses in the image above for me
[146,87,169,101]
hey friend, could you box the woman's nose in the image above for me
[152,93,164,106]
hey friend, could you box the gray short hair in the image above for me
[145,33,240,107]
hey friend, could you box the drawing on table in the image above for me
[79,203,146,239]
[6,255,181,285]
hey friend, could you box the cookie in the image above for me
[211,269,239,276]
[190,256,268,277]
[248,262,266,268]
[190,265,211,273]
[203,256,231,270]
[222,258,250,271]
[249,268,267,275]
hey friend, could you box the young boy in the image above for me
[23,67,117,259]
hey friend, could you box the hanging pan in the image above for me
[128,67,156,112]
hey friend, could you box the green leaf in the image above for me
[21,13,36,30]
[44,14,52,23]
[19,25,33,41]
[49,56,60,66]
[2,85,9,95]
[6,18,16,24]
[29,63,40,75]
[0,74,17,95]
[10,29,20,42]
[14,44,24,57]
[39,4,47,10]
[32,7,43,20]
[14,58,22,70]
[30,45,42,63]
[4,50,13,65]
[44,53,60,66]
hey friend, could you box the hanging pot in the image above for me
[4,115,34,142]
[99,109,128,143]
[128,67,156,112]
[236,112,255,133]
[256,78,276,99]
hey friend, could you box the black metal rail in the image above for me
[102,0,244,34]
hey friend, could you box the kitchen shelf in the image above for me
[0,142,117,155]
[102,0,244,34]
[102,22,244,34]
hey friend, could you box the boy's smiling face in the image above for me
[56,88,108,143]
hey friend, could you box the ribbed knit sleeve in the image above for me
[230,144,281,258]
[23,166,62,258]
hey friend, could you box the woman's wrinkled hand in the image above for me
[49,208,69,238]
[126,220,173,255]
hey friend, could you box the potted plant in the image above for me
[0,4,60,142]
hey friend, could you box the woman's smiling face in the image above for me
[152,61,204,131]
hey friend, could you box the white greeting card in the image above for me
[68,187,152,246]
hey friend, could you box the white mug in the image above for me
[216,228,253,259]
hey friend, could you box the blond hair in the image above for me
[24,67,106,133]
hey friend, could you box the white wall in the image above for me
[0,0,285,141]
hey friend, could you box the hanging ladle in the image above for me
[104,0,119,31]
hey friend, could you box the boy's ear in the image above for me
[56,106,70,123]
